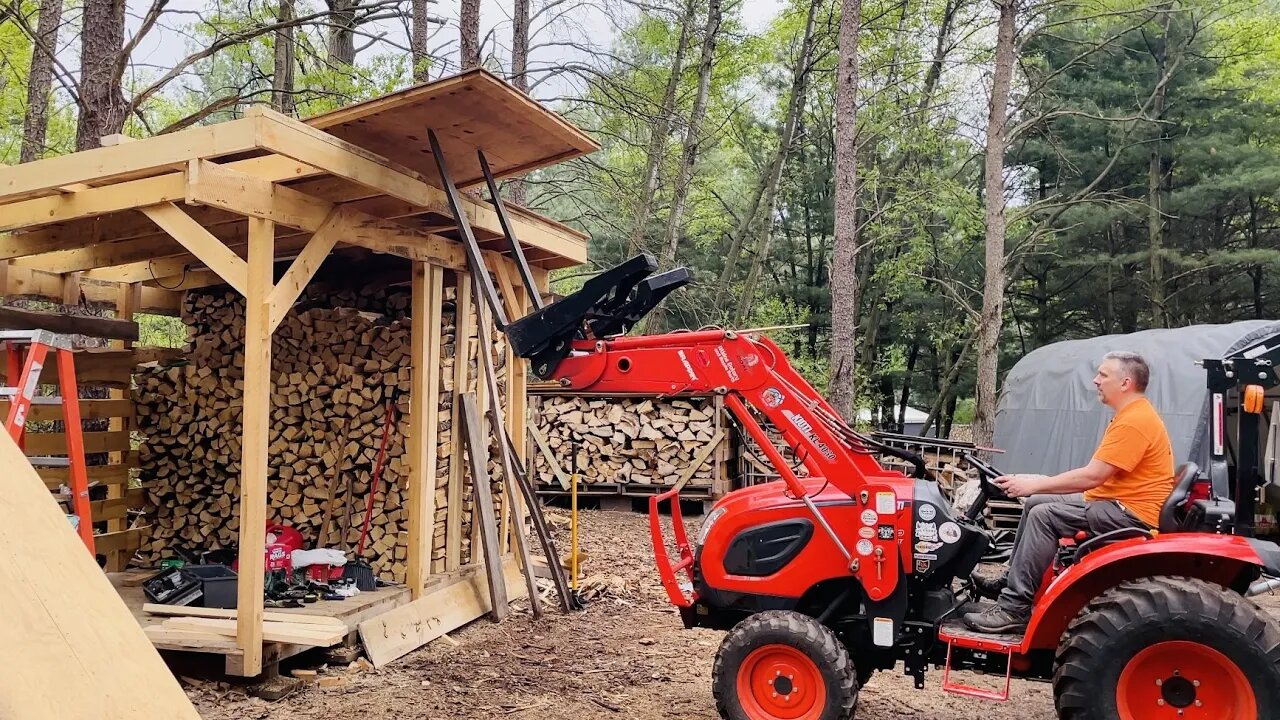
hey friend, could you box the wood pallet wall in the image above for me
[134,281,509,581]
[528,393,733,498]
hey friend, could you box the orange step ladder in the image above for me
[1,329,95,553]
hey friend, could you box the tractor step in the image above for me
[937,619,1020,702]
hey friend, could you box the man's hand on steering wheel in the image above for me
[994,474,1041,498]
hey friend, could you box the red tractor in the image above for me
[498,254,1280,720]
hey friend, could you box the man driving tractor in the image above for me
[964,351,1177,633]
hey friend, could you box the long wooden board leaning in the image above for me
[0,431,200,720]
[358,558,526,668]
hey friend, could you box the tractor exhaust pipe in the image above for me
[1247,576,1280,596]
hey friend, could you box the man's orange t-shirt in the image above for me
[1085,396,1175,527]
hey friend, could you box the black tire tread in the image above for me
[712,610,858,720]
[1053,575,1280,719]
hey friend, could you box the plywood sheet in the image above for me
[307,69,600,190]
[0,431,200,720]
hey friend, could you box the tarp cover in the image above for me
[993,320,1280,474]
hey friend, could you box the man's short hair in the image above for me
[1104,351,1150,392]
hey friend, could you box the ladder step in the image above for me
[0,329,71,348]
[27,456,72,467]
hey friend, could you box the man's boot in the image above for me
[970,572,1007,599]
[963,603,1029,634]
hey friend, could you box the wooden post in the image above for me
[446,272,473,571]
[235,217,273,676]
[104,282,141,571]
[407,262,444,599]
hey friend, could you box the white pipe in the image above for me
[1247,576,1280,596]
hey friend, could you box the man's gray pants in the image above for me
[998,494,1148,613]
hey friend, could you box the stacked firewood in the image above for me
[135,285,506,581]
[528,396,721,488]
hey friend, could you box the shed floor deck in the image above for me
[109,571,411,655]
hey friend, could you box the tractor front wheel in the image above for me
[712,610,858,720]
[1053,576,1280,720]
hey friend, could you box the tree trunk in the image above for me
[713,170,769,313]
[626,0,697,255]
[272,0,296,115]
[733,0,821,324]
[327,0,357,66]
[77,0,128,151]
[412,0,432,82]
[460,0,481,69]
[971,0,1016,448]
[921,334,973,437]
[21,0,63,162]
[505,0,531,204]
[1147,3,1171,328]
[827,0,864,421]
[898,340,920,432]
[657,0,721,269]
[643,0,722,332]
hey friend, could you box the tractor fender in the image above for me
[1022,533,1272,650]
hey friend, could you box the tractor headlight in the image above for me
[697,506,727,546]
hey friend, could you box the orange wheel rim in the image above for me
[1116,640,1256,720]
[735,643,826,720]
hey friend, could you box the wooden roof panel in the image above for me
[306,69,599,188]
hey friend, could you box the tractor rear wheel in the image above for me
[712,610,858,720]
[1053,576,1280,720]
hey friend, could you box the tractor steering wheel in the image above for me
[960,452,1012,521]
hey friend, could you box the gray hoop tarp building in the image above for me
[993,320,1280,475]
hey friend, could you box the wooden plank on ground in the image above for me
[162,617,347,646]
[144,626,241,652]
[459,392,508,620]
[0,305,138,341]
[358,558,525,668]
[0,430,200,719]
[142,603,347,626]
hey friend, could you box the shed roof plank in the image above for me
[0,117,260,204]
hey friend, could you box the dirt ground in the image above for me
[189,508,1059,719]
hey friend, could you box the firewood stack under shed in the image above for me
[134,283,507,581]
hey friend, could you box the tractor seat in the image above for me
[1158,462,1201,533]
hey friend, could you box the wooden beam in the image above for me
[446,272,473,571]
[187,158,332,232]
[1,264,182,315]
[235,216,274,676]
[0,174,187,233]
[0,115,260,203]
[142,603,346,626]
[0,305,138,341]
[0,155,320,261]
[407,262,444,599]
[187,160,467,269]
[140,203,249,295]
[163,617,346,647]
[0,431,200,719]
[265,211,343,330]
